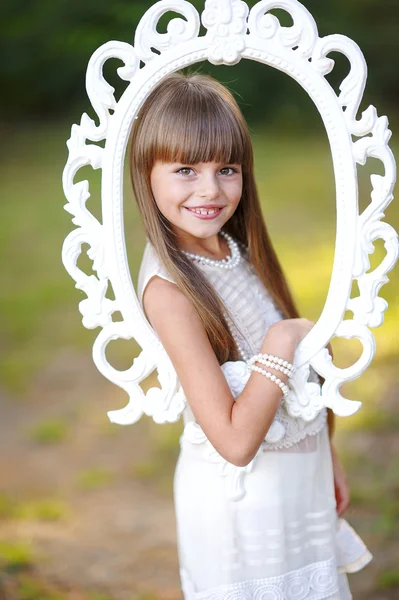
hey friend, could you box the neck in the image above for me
[176,229,229,260]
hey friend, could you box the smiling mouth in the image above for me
[184,207,224,216]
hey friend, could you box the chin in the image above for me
[173,219,216,236]
[189,224,224,238]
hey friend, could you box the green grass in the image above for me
[131,461,160,481]
[0,492,18,519]
[18,498,69,521]
[77,467,114,490]
[130,420,183,494]
[28,418,69,444]
[0,493,69,522]
[0,540,35,572]
[16,574,66,600]
[377,569,399,589]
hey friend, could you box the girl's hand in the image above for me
[331,443,350,516]
[270,318,316,346]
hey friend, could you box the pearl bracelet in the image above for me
[247,355,294,378]
[247,353,295,375]
[247,364,290,398]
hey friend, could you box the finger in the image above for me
[334,489,342,514]
[337,499,345,516]
[338,490,350,516]
[341,492,350,514]
[335,491,343,516]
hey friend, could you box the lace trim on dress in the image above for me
[262,405,327,451]
[180,555,339,600]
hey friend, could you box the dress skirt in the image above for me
[173,422,372,600]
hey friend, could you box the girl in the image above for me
[130,72,372,599]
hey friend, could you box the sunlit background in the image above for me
[1,1,398,598]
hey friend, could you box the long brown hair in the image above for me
[129,71,300,364]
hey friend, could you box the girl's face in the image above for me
[150,160,243,240]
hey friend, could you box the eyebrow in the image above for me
[170,161,241,167]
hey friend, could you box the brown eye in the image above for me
[177,167,193,176]
[220,167,236,175]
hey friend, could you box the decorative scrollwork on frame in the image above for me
[134,0,201,63]
[247,0,318,58]
[62,0,398,426]
[62,42,141,330]
[82,41,140,142]
[312,35,375,137]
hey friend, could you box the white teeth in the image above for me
[188,207,220,215]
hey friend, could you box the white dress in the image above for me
[137,238,373,600]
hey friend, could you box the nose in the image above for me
[198,170,221,200]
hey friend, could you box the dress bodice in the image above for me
[137,239,282,355]
[137,237,326,452]
[187,245,285,358]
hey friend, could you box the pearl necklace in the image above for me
[235,339,250,362]
[181,231,241,269]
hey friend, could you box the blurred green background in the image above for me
[1,1,398,598]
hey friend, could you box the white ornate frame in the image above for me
[62,0,398,425]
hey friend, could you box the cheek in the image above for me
[230,181,243,203]
[150,176,169,211]
[151,183,181,217]
[149,173,159,203]
[150,170,188,213]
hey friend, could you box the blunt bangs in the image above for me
[143,82,247,168]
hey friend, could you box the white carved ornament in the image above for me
[62,0,398,425]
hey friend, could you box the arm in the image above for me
[327,408,335,440]
[143,276,298,467]
[324,341,350,516]
[330,442,350,516]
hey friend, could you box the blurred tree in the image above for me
[0,0,397,123]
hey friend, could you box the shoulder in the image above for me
[137,241,200,331]
[143,272,212,379]
[137,240,176,307]
[144,275,196,327]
